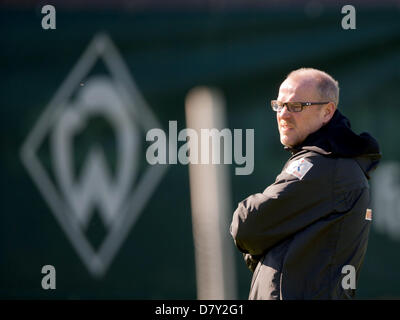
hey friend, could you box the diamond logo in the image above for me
[20,33,168,277]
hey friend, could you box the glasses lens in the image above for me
[271,100,282,111]
[287,102,303,112]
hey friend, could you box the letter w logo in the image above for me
[51,77,140,229]
[20,34,167,277]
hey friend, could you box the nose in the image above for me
[278,105,291,119]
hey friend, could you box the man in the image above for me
[230,68,381,299]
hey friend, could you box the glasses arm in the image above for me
[301,102,330,106]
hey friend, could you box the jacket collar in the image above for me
[284,109,381,177]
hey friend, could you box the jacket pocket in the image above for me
[249,239,292,300]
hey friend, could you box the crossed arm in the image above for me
[230,155,334,257]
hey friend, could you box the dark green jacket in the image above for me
[230,110,381,300]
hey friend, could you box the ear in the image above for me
[322,102,336,123]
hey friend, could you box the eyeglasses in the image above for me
[270,100,330,113]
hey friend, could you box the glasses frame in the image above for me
[270,100,330,113]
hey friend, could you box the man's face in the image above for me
[276,77,327,147]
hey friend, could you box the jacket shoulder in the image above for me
[281,150,336,183]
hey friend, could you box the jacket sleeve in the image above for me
[230,155,335,256]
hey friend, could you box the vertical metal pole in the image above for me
[185,87,237,300]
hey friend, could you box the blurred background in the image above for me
[1,0,400,299]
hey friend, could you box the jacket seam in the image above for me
[249,255,265,295]
[328,157,339,298]
[279,238,293,300]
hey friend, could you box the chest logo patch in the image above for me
[286,157,313,180]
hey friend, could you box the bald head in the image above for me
[286,68,340,107]
[275,68,338,147]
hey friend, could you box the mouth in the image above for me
[279,122,294,132]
